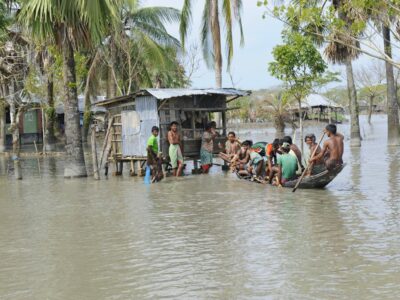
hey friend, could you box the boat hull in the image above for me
[235,164,345,189]
[283,164,346,189]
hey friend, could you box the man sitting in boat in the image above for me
[271,142,298,185]
[282,136,301,161]
[247,145,265,178]
[265,138,280,180]
[231,140,251,172]
[218,131,241,163]
[303,134,325,175]
[282,136,303,175]
[310,124,344,171]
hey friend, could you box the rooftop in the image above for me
[96,88,251,107]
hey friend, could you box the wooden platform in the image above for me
[107,155,147,176]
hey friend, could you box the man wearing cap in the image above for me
[271,142,298,185]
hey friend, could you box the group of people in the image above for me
[224,123,344,186]
[146,121,344,185]
[146,121,219,179]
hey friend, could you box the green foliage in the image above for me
[46,106,56,121]
[180,0,244,70]
[268,32,328,101]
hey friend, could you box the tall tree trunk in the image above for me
[344,58,361,147]
[108,38,117,98]
[298,99,304,153]
[0,102,5,153]
[383,25,400,146]
[210,0,222,127]
[61,32,87,178]
[9,101,22,179]
[45,72,56,151]
[368,95,374,125]
[210,0,222,88]
[82,51,101,143]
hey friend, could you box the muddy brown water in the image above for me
[0,115,399,299]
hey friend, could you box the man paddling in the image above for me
[310,124,344,171]
[304,133,325,175]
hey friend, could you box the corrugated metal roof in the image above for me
[143,88,250,100]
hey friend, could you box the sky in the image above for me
[143,0,359,91]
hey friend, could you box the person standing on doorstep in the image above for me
[200,123,218,173]
[168,121,184,176]
[146,126,163,181]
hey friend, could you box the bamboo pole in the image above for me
[91,125,100,180]
[99,116,114,169]
[292,132,325,193]
[33,140,41,175]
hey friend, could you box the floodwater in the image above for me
[0,115,399,299]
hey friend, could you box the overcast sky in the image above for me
[143,0,353,91]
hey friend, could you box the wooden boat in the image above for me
[235,164,346,189]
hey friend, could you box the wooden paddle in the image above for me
[292,132,326,193]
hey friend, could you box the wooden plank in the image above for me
[99,116,114,169]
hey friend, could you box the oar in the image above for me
[292,132,325,193]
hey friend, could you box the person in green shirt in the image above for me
[273,142,298,186]
[147,126,159,155]
[146,126,163,181]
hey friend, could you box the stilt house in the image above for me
[96,88,250,173]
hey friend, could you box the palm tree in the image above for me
[180,0,244,88]
[18,0,133,177]
[80,5,181,141]
[324,0,361,147]
[262,92,292,138]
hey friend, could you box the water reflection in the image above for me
[1,115,400,299]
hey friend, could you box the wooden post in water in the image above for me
[91,125,100,180]
[34,140,41,175]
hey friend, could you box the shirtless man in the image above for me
[310,124,344,170]
[218,131,241,163]
[168,121,184,176]
[230,140,251,171]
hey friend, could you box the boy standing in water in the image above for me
[310,124,344,170]
[200,123,218,173]
[146,126,163,181]
[168,121,184,176]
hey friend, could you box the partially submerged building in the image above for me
[96,88,250,174]
[289,94,344,123]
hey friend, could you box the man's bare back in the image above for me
[311,125,344,170]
